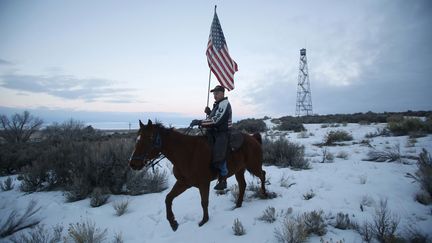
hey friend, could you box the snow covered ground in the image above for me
[1,123,431,242]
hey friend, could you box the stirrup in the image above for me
[213,180,227,190]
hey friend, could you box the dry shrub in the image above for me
[274,215,308,243]
[90,187,110,207]
[359,175,368,185]
[387,118,430,136]
[126,168,168,195]
[416,149,432,199]
[357,199,400,242]
[258,206,277,223]
[233,118,267,133]
[232,218,246,236]
[365,128,390,138]
[19,163,49,192]
[113,232,124,243]
[303,190,315,200]
[333,212,356,230]
[324,130,353,145]
[320,148,334,163]
[0,200,41,238]
[67,220,107,243]
[0,177,14,191]
[357,222,374,243]
[297,131,309,139]
[10,224,63,243]
[263,138,310,170]
[406,137,417,147]
[303,210,327,236]
[276,120,305,132]
[415,192,432,205]
[113,200,129,216]
[364,145,401,162]
[19,137,134,195]
[279,174,296,189]
[407,149,432,205]
[64,175,92,202]
[229,184,240,202]
[336,151,349,160]
[404,225,430,243]
[16,119,134,197]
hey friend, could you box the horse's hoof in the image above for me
[235,203,242,208]
[170,220,179,231]
[198,218,208,227]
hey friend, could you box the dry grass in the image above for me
[113,200,129,216]
[0,200,41,238]
[67,220,107,243]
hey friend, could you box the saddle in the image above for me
[206,129,244,152]
[229,129,244,151]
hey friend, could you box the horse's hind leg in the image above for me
[260,169,267,196]
[234,169,246,208]
[165,181,189,231]
[248,168,267,197]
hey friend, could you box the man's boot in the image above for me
[214,176,227,190]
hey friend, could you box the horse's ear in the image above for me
[147,119,152,126]
[139,120,144,128]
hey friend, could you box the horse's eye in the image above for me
[136,135,141,142]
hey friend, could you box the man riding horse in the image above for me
[190,85,232,190]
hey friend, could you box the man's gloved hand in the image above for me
[204,106,211,115]
[190,119,201,127]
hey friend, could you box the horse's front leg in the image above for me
[165,181,189,231]
[198,181,210,227]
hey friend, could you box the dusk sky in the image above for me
[0,0,431,126]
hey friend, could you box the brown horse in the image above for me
[129,119,267,231]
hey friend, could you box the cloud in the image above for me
[0,106,195,128]
[0,73,139,103]
[246,0,432,116]
[0,58,13,65]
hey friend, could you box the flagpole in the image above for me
[206,69,211,109]
[205,5,217,117]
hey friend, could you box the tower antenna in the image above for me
[295,48,313,116]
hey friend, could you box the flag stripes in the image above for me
[206,11,238,91]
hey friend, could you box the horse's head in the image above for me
[129,119,162,170]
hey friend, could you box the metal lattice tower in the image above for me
[295,48,313,116]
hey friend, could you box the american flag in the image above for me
[206,11,238,91]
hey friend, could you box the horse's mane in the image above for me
[153,122,205,139]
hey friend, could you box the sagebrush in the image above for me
[274,215,308,243]
[324,130,353,145]
[126,169,168,195]
[232,218,246,236]
[263,137,309,169]
[258,206,277,223]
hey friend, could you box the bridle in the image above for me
[129,125,197,171]
[130,128,164,170]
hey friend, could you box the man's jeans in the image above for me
[215,160,228,177]
[211,132,228,177]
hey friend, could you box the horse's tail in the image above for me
[251,133,262,145]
